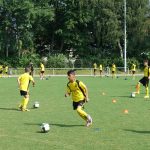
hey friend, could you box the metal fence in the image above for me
[4,67,141,77]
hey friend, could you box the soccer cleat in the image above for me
[22,108,30,112]
[135,91,140,94]
[18,105,23,111]
[144,95,149,99]
[86,115,92,127]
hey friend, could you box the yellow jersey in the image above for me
[0,65,3,71]
[93,63,97,69]
[5,66,8,72]
[112,64,116,72]
[67,80,86,102]
[144,66,150,77]
[40,64,45,71]
[131,64,136,71]
[99,64,103,71]
[18,73,34,91]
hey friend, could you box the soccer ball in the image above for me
[33,102,40,108]
[131,92,135,98]
[41,123,50,133]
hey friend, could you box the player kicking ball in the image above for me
[135,60,150,99]
[65,70,92,127]
[18,67,35,111]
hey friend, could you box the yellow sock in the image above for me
[77,106,88,121]
[19,98,25,107]
[146,87,149,96]
[22,98,29,110]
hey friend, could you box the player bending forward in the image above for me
[18,67,35,111]
[65,70,92,127]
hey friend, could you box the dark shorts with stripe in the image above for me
[73,100,85,110]
[41,71,45,73]
[139,77,149,87]
[0,70,2,74]
[132,71,135,74]
[20,90,28,96]
[112,71,115,74]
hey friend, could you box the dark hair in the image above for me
[25,67,30,73]
[67,70,76,76]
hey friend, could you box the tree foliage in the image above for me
[0,0,149,66]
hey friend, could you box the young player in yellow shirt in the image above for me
[18,67,35,111]
[40,62,45,80]
[93,63,97,76]
[99,64,103,77]
[131,63,136,80]
[4,65,8,77]
[65,70,92,127]
[136,60,150,99]
[111,63,116,78]
[0,65,3,78]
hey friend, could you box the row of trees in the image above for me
[0,0,149,67]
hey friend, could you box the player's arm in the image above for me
[29,76,35,87]
[65,86,71,97]
[17,77,21,89]
[148,68,150,80]
[80,82,89,102]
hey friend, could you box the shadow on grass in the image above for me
[124,129,150,134]
[25,122,84,128]
[0,107,19,111]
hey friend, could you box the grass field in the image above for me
[0,76,150,150]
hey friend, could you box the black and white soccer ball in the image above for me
[41,123,50,133]
[33,102,40,108]
[131,92,135,98]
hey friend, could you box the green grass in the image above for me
[0,76,150,150]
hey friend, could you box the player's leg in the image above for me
[136,78,143,94]
[76,105,92,127]
[144,80,149,99]
[22,94,30,111]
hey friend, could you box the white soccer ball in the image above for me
[33,102,40,108]
[41,123,50,133]
[131,92,135,98]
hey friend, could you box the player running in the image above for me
[18,67,35,111]
[93,63,97,76]
[99,64,103,77]
[40,62,45,80]
[135,60,150,99]
[131,63,136,80]
[65,70,92,127]
[111,63,116,78]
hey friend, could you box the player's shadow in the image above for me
[124,129,150,134]
[25,122,84,128]
[50,123,84,128]
[0,107,19,111]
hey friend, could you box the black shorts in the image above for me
[112,71,115,74]
[41,71,45,73]
[0,70,2,74]
[73,100,85,110]
[100,70,102,73]
[139,77,149,87]
[132,71,135,74]
[94,69,97,72]
[20,90,28,96]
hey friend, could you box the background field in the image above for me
[0,76,150,150]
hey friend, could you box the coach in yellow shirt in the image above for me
[18,67,35,111]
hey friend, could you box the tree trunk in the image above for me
[117,40,123,59]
